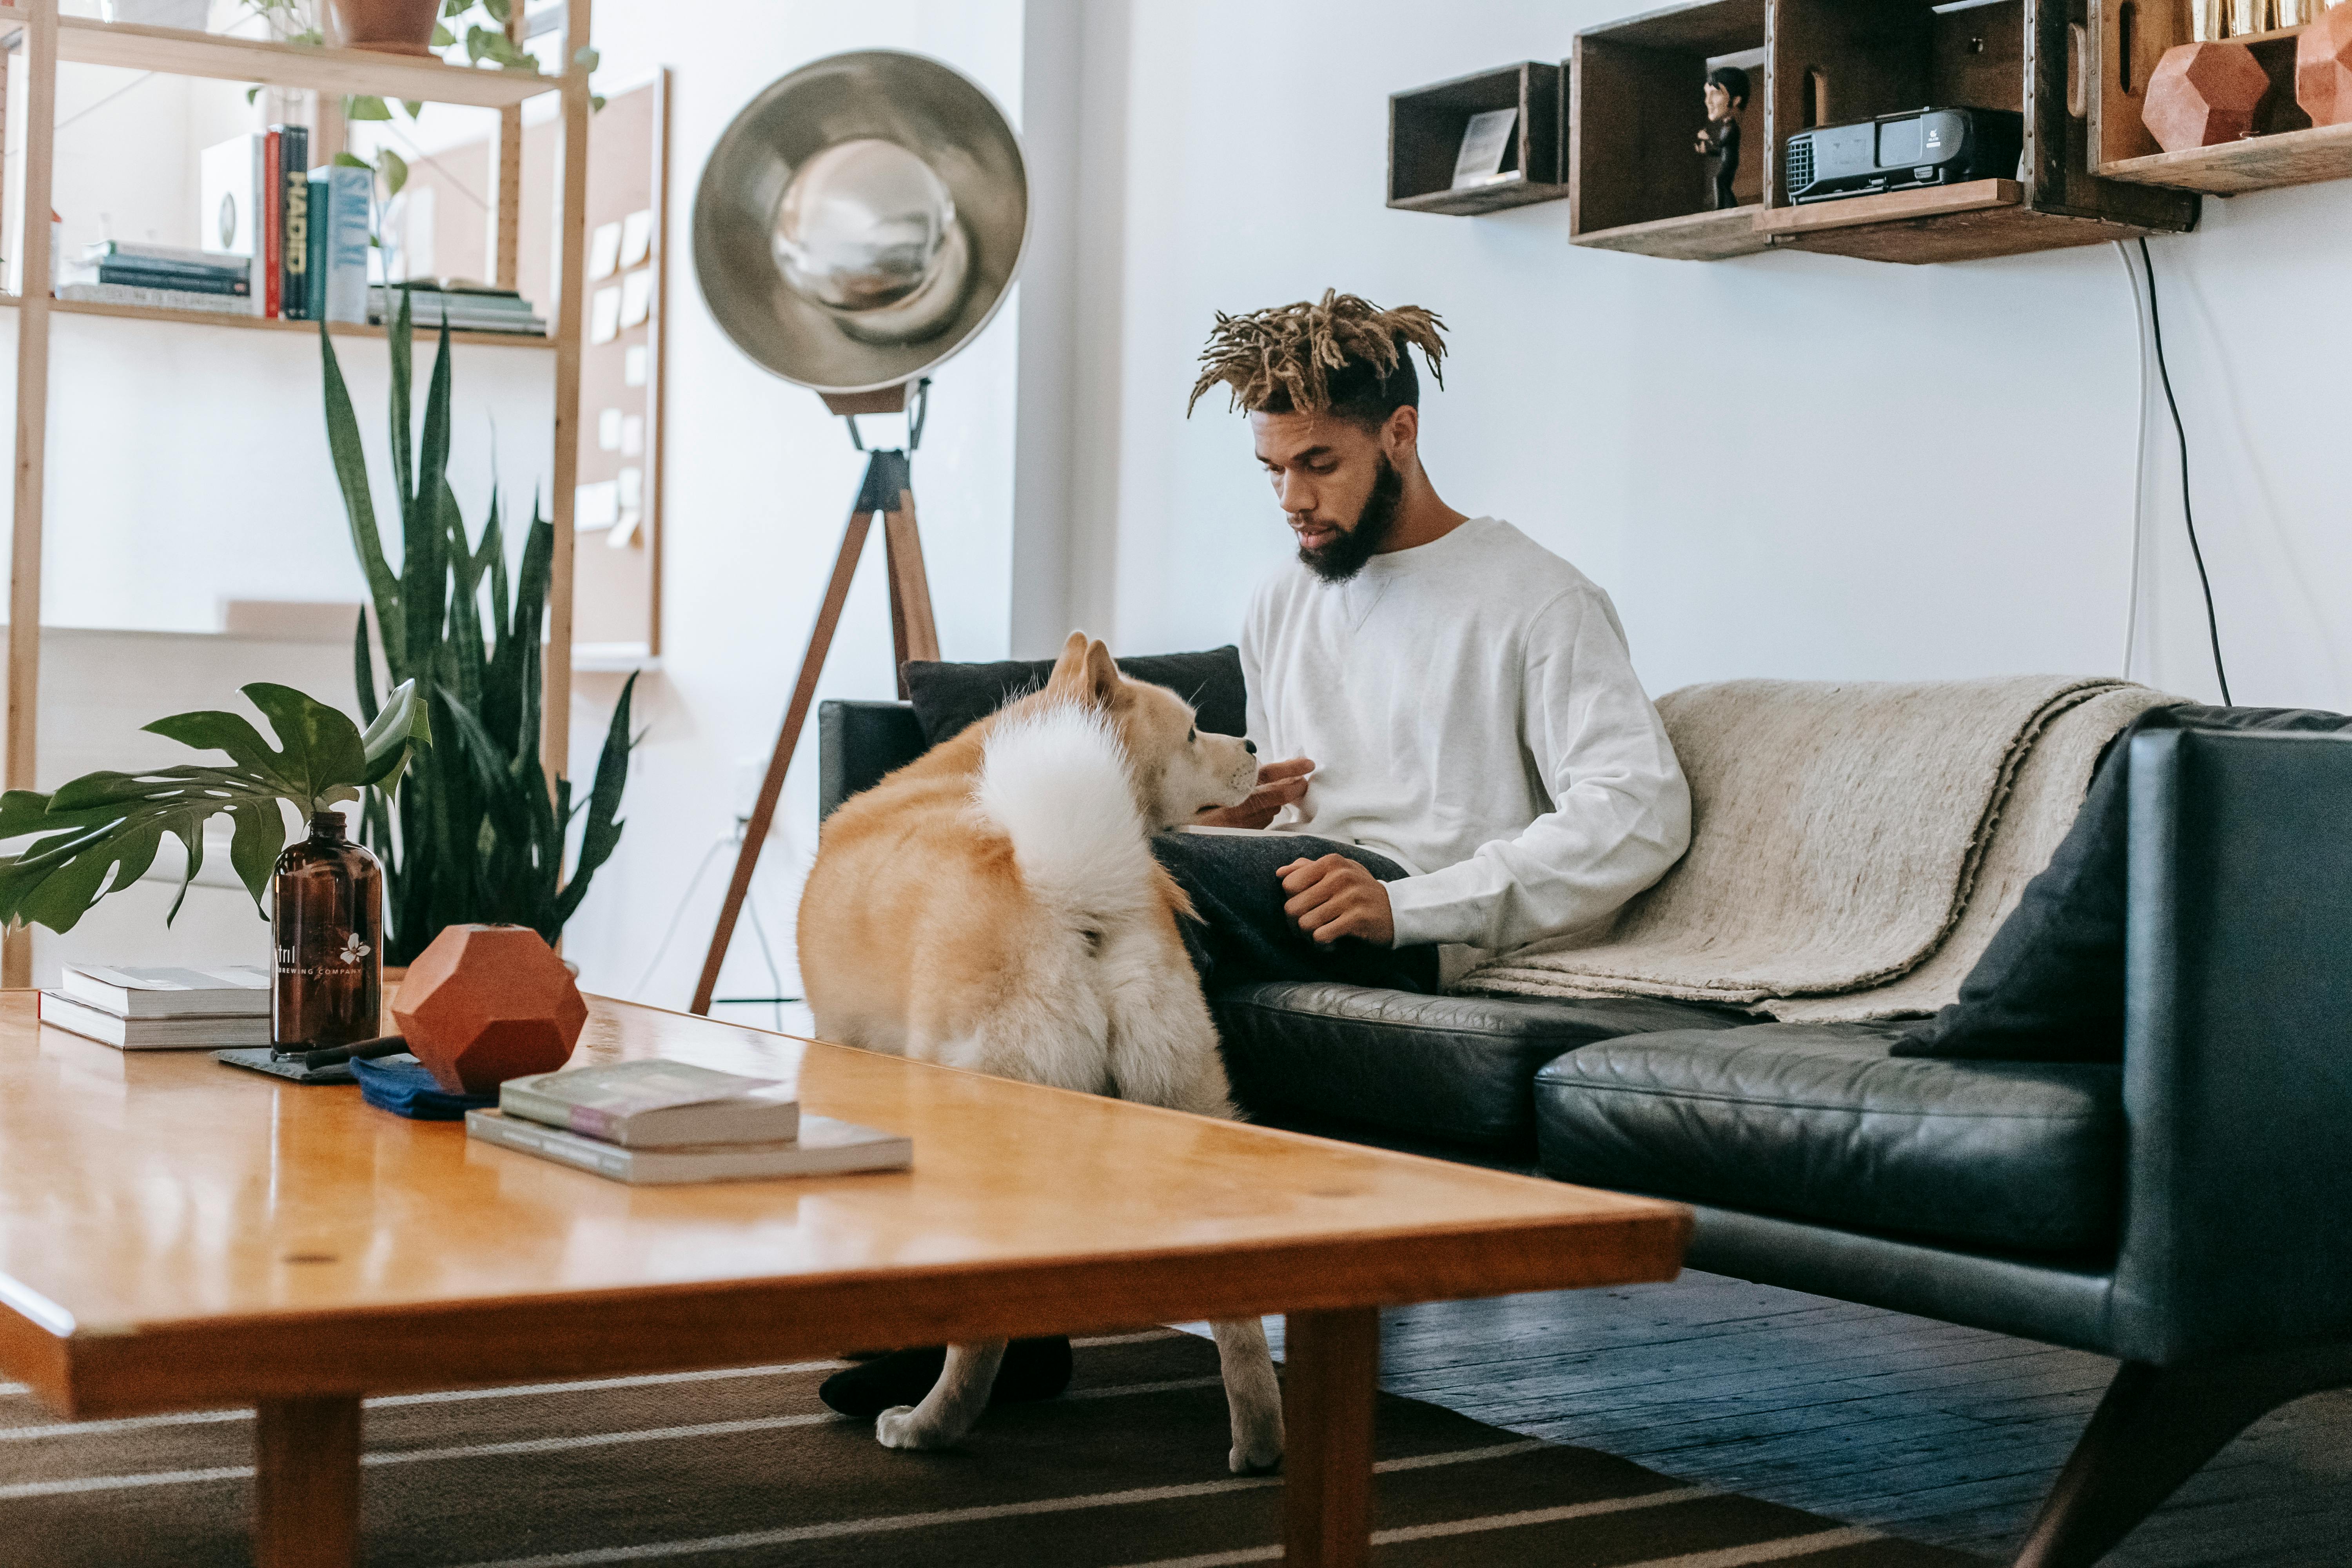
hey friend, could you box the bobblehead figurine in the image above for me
[1695,65,1750,211]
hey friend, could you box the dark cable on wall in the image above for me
[2137,238,2232,706]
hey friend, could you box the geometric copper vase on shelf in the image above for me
[2298,5,2352,127]
[2143,40,2273,149]
[390,924,588,1095]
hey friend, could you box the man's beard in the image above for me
[1298,456,1403,584]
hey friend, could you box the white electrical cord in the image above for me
[2114,240,2153,682]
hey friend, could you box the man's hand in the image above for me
[1279,855,1395,947]
[1194,757,1314,830]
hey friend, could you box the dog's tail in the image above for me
[975,701,1158,920]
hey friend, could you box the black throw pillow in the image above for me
[901,646,1248,748]
[1895,704,2352,1062]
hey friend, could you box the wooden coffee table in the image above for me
[0,992,1687,1567]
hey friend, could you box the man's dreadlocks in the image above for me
[1187,290,1446,422]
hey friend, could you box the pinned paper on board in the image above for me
[588,221,623,280]
[617,468,644,510]
[619,208,654,269]
[624,344,648,386]
[621,414,644,456]
[590,285,622,344]
[598,408,624,451]
[620,268,653,330]
[575,480,620,532]
[608,510,643,548]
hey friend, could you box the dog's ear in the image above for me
[1045,631,1091,696]
[1081,639,1122,707]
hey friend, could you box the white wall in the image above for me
[1059,0,2352,719]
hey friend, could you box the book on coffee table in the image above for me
[56,964,269,1018]
[498,1058,800,1148]
[40,993,271,1051]
[465,1109,910,1185]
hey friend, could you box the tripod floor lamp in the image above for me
[684,50,1029,1016]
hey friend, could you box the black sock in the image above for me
[817,1336,1074,1418]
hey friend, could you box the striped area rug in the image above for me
[0,1328,1984,1566]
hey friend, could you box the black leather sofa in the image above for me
[819,699,2352,1567]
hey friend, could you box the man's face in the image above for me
[1704,82,1735,120]
[1251,409,1408,583]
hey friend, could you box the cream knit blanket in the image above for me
[1456,676,2184,1022]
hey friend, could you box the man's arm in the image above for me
[1383,590,1691,954]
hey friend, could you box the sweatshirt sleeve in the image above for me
[1384,589,1691,953]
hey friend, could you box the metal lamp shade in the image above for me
[693,50,1028,397]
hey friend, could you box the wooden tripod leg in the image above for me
[881,485,940,697]
[690,503,877,1016]
[254,1396,361,1568]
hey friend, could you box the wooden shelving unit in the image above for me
[1559,0,2200,263]
[2089,2,2352,195]
[0,0,597,987]
[1571,0,1771,261]
[1388,63,1568,215]
[3,292,555,349]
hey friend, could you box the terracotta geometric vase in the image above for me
[391,925,588,1095]
[2143,41,2273,150]
[2297,4,2352,127]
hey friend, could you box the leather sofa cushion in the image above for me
[1535,1023,2122,1256]
[1898,704,2352,1061]
[1214,983,1746,1155]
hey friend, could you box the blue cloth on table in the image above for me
[352,1055,497,1120]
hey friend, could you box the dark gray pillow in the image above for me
[901,646,1247,748]
[1895,704,2352,1062]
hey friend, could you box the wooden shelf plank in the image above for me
[0,293,553,349]
[1390,176,1572,216]
[53,17,559,109]
[1755,178,2024,240]
[2098,120,2352,196]
[1572,204,1769,261]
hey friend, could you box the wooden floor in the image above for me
[1319,1272,2352,1567]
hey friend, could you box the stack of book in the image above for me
[372,279,548,336]
[465,1058,912,1185]
[64,241,254,314]
[40,965,271,1051]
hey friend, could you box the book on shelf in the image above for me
[56,964,269,1018]
[370,285,548,334]
[40,992,271,1051]
[498,1058,801,1149]
[272,124,310,321]
[319,164,373,325]
[60,282,257,316]
[93,260,249,296]
[465,1109,913,1186]
[83,240,249,275]
[260,127,280,319]
[198,131,261,269]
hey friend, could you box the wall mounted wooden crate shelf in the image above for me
[1559,0,2199,262]
[2090,3,2352,194]
[1572,0,1772,260]
[1388,62,1567,214]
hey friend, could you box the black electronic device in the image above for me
[1780,107,2024,205]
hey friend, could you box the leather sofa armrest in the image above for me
[2116,726,2352,1363]
[818,700,926,821]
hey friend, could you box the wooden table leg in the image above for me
[1284,1307,1379,1567]
[254,1396,361,1568]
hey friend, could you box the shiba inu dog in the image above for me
[797,633,1285,1472]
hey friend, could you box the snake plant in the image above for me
[323,298,636,964]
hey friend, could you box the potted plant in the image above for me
[0,682,430,1048]
[322,299,637,966]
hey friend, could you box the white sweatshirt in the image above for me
[1240,517,1691,958]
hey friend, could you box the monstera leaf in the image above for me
[0,681,427,935]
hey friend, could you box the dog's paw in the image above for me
[875,1405,935,1451]
[1229,1434,1285,1475]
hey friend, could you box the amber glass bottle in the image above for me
[272,812,384,1056]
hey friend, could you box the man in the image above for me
[1158,290,1692,994]
[822,291,1690,1424]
